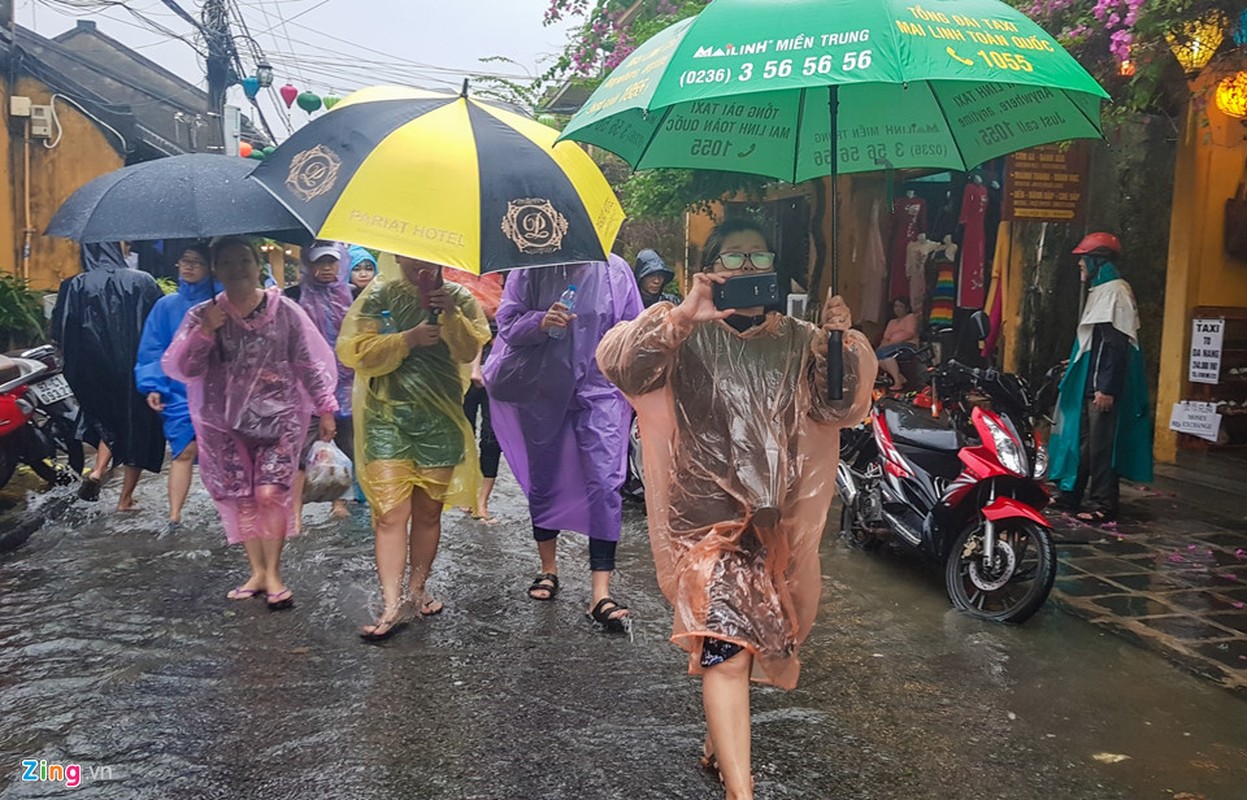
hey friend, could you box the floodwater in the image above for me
[1,469,1245,799]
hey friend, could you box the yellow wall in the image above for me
[2,77,123,292]
[1154,85,1247,461]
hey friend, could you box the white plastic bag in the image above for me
[303,441,354,503]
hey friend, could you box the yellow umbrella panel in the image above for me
[251,86,625,275]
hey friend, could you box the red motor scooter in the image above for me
[837,358,1057,623]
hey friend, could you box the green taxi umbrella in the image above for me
[559,0,1108,396]
[560,0,1106,181]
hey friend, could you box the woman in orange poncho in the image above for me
[597,218,876,799]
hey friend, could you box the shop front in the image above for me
[1156,66,1247,463]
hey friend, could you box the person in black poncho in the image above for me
[52,242,165,508]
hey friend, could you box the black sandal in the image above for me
[77,475,101,502]
[528,573,559,601]
[588,597,631,633]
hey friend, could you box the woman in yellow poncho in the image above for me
[337,254,490,641]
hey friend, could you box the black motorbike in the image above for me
[837,355,1057,623]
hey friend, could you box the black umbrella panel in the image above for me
[46,154,311,245]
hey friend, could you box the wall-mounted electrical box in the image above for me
[9,96,31,118]
[30,105,53,139]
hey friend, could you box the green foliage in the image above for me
[0,274,46,347]
[1005,1,1246,117]
[156,277,178,296]
[540,0,770,218]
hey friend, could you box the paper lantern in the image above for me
[322,95,341,110]
[296,92,322,113]
[262,146,276,157]
[1234,10,1247,47]
[279,84,299,108]
[1216,72,1247,119]
[249,151,266,160]
[1166,17,1226,74]
[239,141,253,158]
[241,76,260,100]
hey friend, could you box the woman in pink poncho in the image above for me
[598,218,875,799]
[163,237,338,611]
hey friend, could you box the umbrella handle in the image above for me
[827,331,844,402]
[211,294,227,362]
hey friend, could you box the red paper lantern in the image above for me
[239,141,253,158]
[279,84,299,109]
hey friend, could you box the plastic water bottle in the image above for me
[548,284,577,340]
[378,310,398,334]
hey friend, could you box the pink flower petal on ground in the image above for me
[1232,601,1245,609]
[1168,554,1185,563]
[1189,544,1198,550]
[1235,549,1246,559]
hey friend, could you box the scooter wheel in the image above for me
[944,518,1056,623]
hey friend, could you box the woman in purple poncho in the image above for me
[163,236,339,611]
[483,255,643,632]
[288,241,356,523]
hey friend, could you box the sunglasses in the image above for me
[717,251,776,271]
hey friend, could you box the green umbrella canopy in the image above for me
[559,0,1109,182]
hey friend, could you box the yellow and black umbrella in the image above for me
[250,85,625,275]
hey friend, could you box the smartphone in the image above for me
[713,273,780,311]
[417,268,444,321]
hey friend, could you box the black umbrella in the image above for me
[46,154,311,244]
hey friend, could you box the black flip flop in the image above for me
[265,588,295,611]
[360,617,406,642]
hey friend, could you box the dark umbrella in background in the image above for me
[46,154,311,244]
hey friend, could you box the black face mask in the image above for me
[725,312,768,332]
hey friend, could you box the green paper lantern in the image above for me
[248,151,266,160]
[262,146,276,157]
[322,95,341,110]
[296,91,322,113]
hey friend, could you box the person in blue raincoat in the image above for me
[134,243,216,531]
[1049,232,1153,524]
[347,246,377,298]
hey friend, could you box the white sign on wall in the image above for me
[1169,401,1223,443]
[1189,318,1225,385]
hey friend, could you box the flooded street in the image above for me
[2,470,1245,799]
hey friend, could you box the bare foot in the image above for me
[419,597,444,616]
[116,498,138,512]
[330,500,350,519]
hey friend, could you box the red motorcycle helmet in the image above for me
[1072,232,1121,258]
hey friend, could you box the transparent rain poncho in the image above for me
[597,304,877,689]
[162,287,339,544]
[336,256,491,517]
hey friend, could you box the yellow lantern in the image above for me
[1216,72,1247,119]
[1166,17,1226,74]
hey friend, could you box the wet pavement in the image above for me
[2,466,1247,799]
[1049,469,1247,695]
